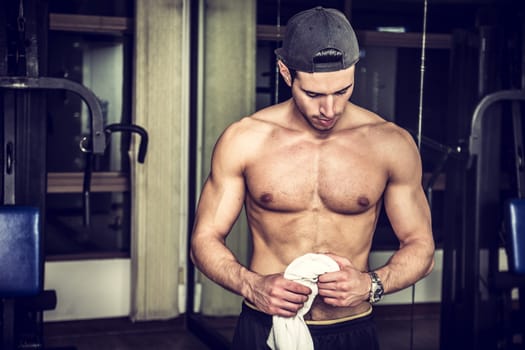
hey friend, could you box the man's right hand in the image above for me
[248,273,312,317]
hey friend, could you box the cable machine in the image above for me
[440,3,525,349]
[0,1,148,348]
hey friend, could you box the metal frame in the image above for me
[0,76,106,154]
[468,90,525,349]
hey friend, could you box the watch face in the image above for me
[373,287,383,300]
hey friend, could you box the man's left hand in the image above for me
[317,253,370,307]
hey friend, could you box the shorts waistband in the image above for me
[243,299,373,325]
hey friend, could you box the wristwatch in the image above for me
[368,271,384,304]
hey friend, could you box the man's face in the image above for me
[290,65,355,132]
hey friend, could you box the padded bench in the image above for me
[0,206,41,349]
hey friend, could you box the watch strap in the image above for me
[368,271,384,304]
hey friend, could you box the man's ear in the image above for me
[277,60,292,87]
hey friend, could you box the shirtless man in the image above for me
[190,6,435,349]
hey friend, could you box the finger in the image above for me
[274,305,301,317]
[271,297,307,317]
[282,290,309,305]
[317,280,338,291]
[317,287,338,298]
[284,280,312,295]
[318,269,345,283]
[265,301,301,317]
[322,253,352,268]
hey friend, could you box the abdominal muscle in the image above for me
[248,208,377,321]
[306,295,371,321]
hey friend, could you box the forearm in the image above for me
[374,238,435,294]
[190,234,259,300]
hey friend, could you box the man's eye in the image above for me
[335,89,348,95]
[306,92,319,98]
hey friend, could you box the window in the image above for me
[45,1,134,259]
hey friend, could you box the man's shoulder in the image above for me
[226,104,287,137]
[217,109,282,154]
[346,106,418,160]
[366,120,421,178]
[348,105,412,143]
[224,113,275,139]
[364,123,417,164]
[348,107,410,143]
[370,119,412,142]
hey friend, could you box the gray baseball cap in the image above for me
[275,7,360,73]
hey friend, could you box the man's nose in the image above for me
[319,95,335,118]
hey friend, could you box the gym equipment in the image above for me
[469,90,525,348]
[0,207,42,349]
[0,76,107,154]
[0,1,148,348]
[506,200,525,275]
[80,124,148,228]
[439,3,525,347]
[504,91,525,276]
[441,89,525,350]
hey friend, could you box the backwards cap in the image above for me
[275,6,359,73]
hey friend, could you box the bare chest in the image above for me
[245,140,387,214]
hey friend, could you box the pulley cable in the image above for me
[417,0,429,150]
[411,1,429,350]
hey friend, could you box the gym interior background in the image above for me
[1,0,524,349]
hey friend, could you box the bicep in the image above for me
[192,125,247,242]
[384,181,431,245]
[193,172,245,241]
[383,135,432,245]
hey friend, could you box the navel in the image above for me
[357,196,370,207]
[260,193,273,203]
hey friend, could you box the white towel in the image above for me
[266,253,340,350]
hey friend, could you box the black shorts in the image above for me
[231,302,380,350]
